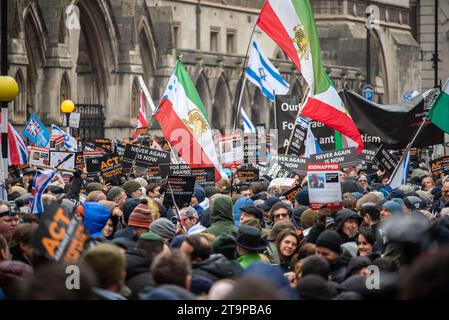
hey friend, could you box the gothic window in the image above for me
[13,70,25,118]
[131,78,139,120]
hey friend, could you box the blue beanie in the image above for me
[381,200,403,215]
[388,189,405,200]
[193,184,206,203]
[295,189,310,206]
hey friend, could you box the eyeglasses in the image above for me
[274,213,289,219]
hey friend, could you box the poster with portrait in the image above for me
[307,163,342,210]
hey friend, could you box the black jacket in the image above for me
[330,248,352,283]
[306,222,326,244]
[125,248,156,299]
[192,254,244,282]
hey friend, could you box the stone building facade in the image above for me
[2,0,423,139]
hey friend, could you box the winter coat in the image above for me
[204,195,238,237]
[330,248,352,283]
[125,248,156,299]
[83,202,111,238]
[192,254,244,283]
[233,197,255,227]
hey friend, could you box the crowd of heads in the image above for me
[1,157,449,300]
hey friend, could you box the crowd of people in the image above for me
[1,157,449,300]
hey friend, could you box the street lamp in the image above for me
[60,99,75,134]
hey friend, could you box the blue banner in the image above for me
[22,114,50,147]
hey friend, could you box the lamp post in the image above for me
[60,99,75,134]
[1,0,20,199]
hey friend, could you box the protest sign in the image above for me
[307,163,342,210]
[49,151,75,172]
[145,165,163,181]
[163,175,196,209]
[115,143,126,157]
[85,157,101,178]
[275,95,301,154]
[69,112,81,128]
[429,156,449,177]
[373,146,399,176]
[22,114,51,147]
[95,139,113,153]
[122,144,171,169]
[99,154,123,181]
[265,161,295,180]
[243,133,267,164]
[29,147,50,167]
[216,133,244,168]
[270,154,308,175]
[289,117,308,155]
[310,148,359,168]
[237,167,260,183]
[49,135,65,151]
[283,184,302,204]
[159,164,192,178]
[191,167,215,187]
[30,203,89,264]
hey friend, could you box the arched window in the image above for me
[131,78,140,120]
[60,73,70,104]
[13,70,26,119]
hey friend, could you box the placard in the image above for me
[95,139,113,153]
[122,144,171,168]
[99,154,123,181]
[216,133,244,168]
[283,184,302,204]
[429,156,449,177]
[75,152,85,170]
[289,117,308,155]
[163,175,196,209]
[310,148,359,168]
[49,151,75,172]
[30,203,89,264]
[29,147,50,167]
[307,163,342,210]
[270,154,308,175]
[191,167,216,187]
[69,112,81,128]
[85,157,101,178]
[159,164,192,178]
[373,145,399,175]
[237,168,260,183]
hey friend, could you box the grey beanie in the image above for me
[148,217,176,240]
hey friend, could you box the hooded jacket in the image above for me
[334,209,362,243]
[83,202,111,238]
[233,197,255,227]
[192,253,244,283]
[341,176,366,194]
[330,248,353,283]
[204,195,238,237]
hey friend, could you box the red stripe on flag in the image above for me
[155,98,221,181]
[302,97,364,154]
[256,1,301,70]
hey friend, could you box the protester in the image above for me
[204,194,238,238]
[0,202,19,242]
[180,207,206,235]
[276,229,301,272]
[235,225,267,269]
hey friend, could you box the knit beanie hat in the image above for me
[316,230,342,254]
[193,184,206,203]
[381,200,403,215]
[82,243,126,289]
[122,180,141,195]
[267,220,295,242]
[356,192,383,210]
[300,209,318,229]
[148,217,176,240]
[295,189,310,206]
[134,177,148,188]
[128,199,153,229]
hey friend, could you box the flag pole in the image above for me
[233,24,257,130]
[285,85,310,155]
[388,115,428,185]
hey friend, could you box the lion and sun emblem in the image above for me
[182,109,209,138]
[291,25,310,61]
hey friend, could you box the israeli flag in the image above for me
[389,150,411,189]
[246,40,289,102]
[304,120,322,158]
[241,108,256,133]
[51,124,78,152]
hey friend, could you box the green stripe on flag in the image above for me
[291,0,329,95]
[429,90,449,134]
[334,130,343,150]
[175,60,211,125]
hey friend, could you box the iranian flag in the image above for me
[155,60,221,180]
[428,79,449,135]
[257,0,364,153]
